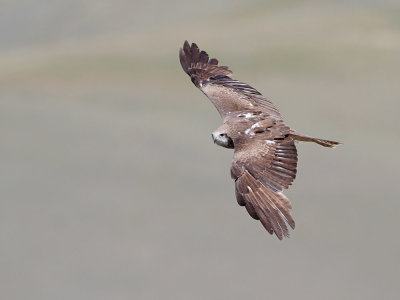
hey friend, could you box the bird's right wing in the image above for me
[231,138,298,239]
[179,41,282,119]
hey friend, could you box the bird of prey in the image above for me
[179,41,339,239]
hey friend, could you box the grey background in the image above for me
[1,1,399,299]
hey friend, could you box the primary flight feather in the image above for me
[179,40,339,239]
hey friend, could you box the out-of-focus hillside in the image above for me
[1,1,400,300]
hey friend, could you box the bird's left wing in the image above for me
[179,41,282,119]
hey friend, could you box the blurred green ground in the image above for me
[1,1,400,299]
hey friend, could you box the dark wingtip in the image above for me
[182,40,190,53]
[178,40,233,86]
[179,40,192,73]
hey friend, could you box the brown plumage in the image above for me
[179,40,339,239]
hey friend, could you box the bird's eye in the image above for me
[219,133,224,137]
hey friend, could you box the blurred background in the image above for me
[1,0,399,299]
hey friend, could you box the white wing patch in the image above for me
[243,122,263,137]
[244,128,253,135]
[238,112,255,118]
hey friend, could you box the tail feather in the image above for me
[290,133,340,148]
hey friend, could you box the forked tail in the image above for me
[289,133,340,148]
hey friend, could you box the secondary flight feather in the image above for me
[179,40,339,239]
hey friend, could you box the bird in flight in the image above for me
[179,41,339,239]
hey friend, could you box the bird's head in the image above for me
[212,130,234,149]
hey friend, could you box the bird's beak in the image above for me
[212,133,216,143]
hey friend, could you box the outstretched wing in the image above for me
[231,137,298,239]
[179,41,282,119]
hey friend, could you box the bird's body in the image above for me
[179,41,339,239]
